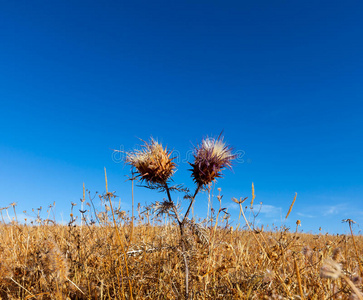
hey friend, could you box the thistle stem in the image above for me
[182,184,201,225]
[163,182,191,299]
[164,182,202,300]
[164,183,182,225]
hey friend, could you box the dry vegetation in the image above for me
[0,193,362,299]
[1,136,362,299]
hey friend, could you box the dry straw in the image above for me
[285,192,297,219]
[320,259,363,300]
[250,182,255,208]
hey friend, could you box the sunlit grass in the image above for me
[1,135,362,299]
[0,188,362,299]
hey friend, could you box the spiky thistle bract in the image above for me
[126,138,176,185]
[190,137,236,187]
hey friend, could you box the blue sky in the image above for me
[1,1,362,233]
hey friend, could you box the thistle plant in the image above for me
[126,136,236,299]
[126,138,176,185]
[190,137,235,187]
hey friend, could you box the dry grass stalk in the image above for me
[250,182,255,208]
[294,257,305,300]
[285,192,297,219]
[343,218,363,277]
[104,167,133,300]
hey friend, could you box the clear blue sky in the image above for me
[1,1,362,233]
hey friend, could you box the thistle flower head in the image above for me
[190,137,236,187]
[126,138,176,184]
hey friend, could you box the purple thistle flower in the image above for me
[190,137,236,187]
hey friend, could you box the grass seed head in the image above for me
[190,137,236,187]
[126,138,176,184]
[332,248,342,261]
[320,259,342,280]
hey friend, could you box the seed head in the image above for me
[320,259,342,280]
[332,248,342,261]
[302,246,312,257]
[40,240,69,284]
[126,138,176,184]
[190,137,236,187]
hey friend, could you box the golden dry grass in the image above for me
[3,138,361,299]
[0,207,362,299]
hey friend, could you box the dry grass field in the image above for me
[0,195,362,300]
[1,138,361,299]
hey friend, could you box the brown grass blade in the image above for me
[285,192,297,219]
